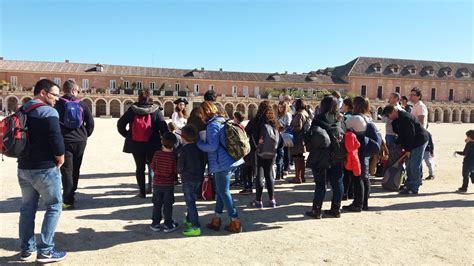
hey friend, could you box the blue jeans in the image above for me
[214,168,238,219]
[275,146,284,178]
[405,141,428,193]
[182,182,201,228]
[312,162,344,208]
[18,167,62,253]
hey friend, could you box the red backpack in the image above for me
[1,102,45,159]
[131,114,153,142]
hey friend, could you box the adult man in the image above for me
[187,90,226,131]
[382,105,429,195]
[55,80,94,209]
[17,79,66,262]
[383,93,404,147]
[409,87,428,129]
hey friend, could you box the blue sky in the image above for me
[0,0,472,73]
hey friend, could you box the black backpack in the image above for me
[326,121,347,163]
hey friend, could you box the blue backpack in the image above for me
[362,116,382,157]
[62,98,84,129]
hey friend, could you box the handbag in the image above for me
[281,127,296,148]
[201,174,215,201]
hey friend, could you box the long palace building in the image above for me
[0,57,473,123]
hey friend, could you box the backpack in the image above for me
[131,114,153,142]
[221,119,251,161]
[256,124,279,159]
[0,102,46,159]
[362,117,382,157]
[326,122,347,163]
[61,97,84,129]
[304,124,331,152]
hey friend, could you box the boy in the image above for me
[455,130,474,193]
[150,132,179,233]
[178,125,206,236]
[231,111,245,187]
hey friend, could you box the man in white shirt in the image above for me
[409,87,428,129]
[383,92,404,147]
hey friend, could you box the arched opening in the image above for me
[434,108,442,122]
[110,99,121,118]
[453,109,461,122]
[236,103,245,114]
[82,98,93,112]
[153,101,162,107]
[164,101,174,118]
[95,99,107,117]
[225,103,234,119]
[21,97,32,105]
[7,97,18,112]
[443,109,451,123]
[215,102,224,112]
[248,104,257,120]
[470,110,474,123]
[427,108,434,123]
[461,109,469,123]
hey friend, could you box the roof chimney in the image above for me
[219,68,223,71]
[284,71,288,74]
[293,72,297,74]
[201,67,204,71]
[96,63,104,72]
[65,59,70,63]
[0,57,4,60]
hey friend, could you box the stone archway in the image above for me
[461,109,469,123]
[82,98,93,112]
[434,108,443,122]
[164,101,174,118]
[236,103,246,115]
[110,99,121,118]
[123,100,133,114]
[224,103,234,119]
[248,104,258,119]
[95,99,107,117]
[452,109,461,122]
[471,110,474,123]
[427,108,434,123]
[443,108,452,123]
[6,96,19,112]
[153,101,162,107]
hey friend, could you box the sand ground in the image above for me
[0,119,473,265]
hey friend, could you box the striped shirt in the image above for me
[151,150,177,186]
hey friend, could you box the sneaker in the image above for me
[136,192,146,199]
[146,187,152,194]
[163,222,179,233]
[457,187,468,193]
[20,250,36,261]
[183,219,192,229]
[36,249,67,263]
[239,188,252,195]
[182,227,201,237]
[149,223,161,232]
[250,200,263,209]
[425,175,435,180]
[342,204,362,212]
[62,203,75,210]
[268,199,277,208]
[399,189,418,195]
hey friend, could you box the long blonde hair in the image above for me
[277,100,291,117]
[197,101,219,123]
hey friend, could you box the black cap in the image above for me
[173,98,189,105]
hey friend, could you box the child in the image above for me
[178,125,206,236]
[150,132,179,233]
[231,111,245,187]
[423,132,436,180]
[455,130,474,193]
[168,122,183,185]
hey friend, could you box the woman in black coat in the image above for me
[117,90,169,198]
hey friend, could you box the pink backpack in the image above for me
[131,114,153,142]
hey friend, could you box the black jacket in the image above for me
[177,143,207,183]
[457,142,474,166]
[392,111,429,151]
[425,132,434,154]
[117,103,169,154]
[54,93,94,143]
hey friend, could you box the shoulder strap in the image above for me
[23,102,46,113]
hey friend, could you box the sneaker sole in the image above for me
[163,227,179,233]
[149,225,161,232]
[37,256,66,263]
[20,253,37,261]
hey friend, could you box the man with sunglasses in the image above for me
[17,79,67,263]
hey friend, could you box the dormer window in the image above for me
[95,64,104,72]
[375,66,381,73]
[429,69,434,75]
[423,66,435,76]
[410,68,416,74]
[370,63,382,73]
[462,70,470,77]
[446,70,452,76]
[393,67,399,73]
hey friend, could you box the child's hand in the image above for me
[453,151,458,158]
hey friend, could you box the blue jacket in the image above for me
[197,116,243,173]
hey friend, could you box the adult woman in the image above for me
[197,101,244,233]
[172,97,188,132]
[276,101,292,179]
[246,101,279,208]
[117,90,169,198]
[305,96,344,219]
[343,96,373,212]
[288,99,310,184]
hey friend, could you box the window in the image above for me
[194,84,199,93]
[462,71,469,77]
[431,88,436,101]
[393,67,399,73]
[376,66,381,73]
[446,70,452,76]
[377,86,383,99]
[467,89,472,101]
[209,85,214,91]
[254,86,260,96]
[150,82,155,90]
[175,83,180,91]
[448,89,454,101]
[395,86,401,94]
[137,81,142,90]
[361,85,367,97]
[54,78,61,86]
[109,80,117,90]
[124,81,129,89]
[10,76,17,87]
[82,79,89,89]
[243,86,249,96]
[410,68,416,74]
[429,69,434,75]
[232,85,237,95]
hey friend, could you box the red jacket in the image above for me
[344,131,361,176]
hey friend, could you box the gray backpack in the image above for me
[255,124,279,159]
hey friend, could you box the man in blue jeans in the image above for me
[383,105,429,195]
[17,79,66,262]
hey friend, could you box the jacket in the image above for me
[392,111,429,151]
[289,110,309,155]
[117,102,169,154]
[457,142,474,166]
[305,124,331,170]
[344,130,361,176]
[18,99,65,169]
[54,93,94,143]
[197,116,243,173]
[177,142,207,183]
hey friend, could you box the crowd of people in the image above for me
[6,78,474,263]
